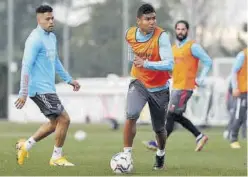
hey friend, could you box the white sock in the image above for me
[156,149,165,156]
[123,147,132,154]
[52,146,62,160]
[196,133,203,142]
[25,137,36,151]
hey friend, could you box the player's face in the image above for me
[137,13,156,34]
[37,12,54,32]
[175,23,188,41]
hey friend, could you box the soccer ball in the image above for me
[74,130,87,141]
[110,152,133,174]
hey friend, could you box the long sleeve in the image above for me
[143,32,174,71]
[54,35,72,83]
[127,44,134,64]
[191,43,212,85]
[231,51,245,89]
[55,56,72,83]
[19,37,40,97]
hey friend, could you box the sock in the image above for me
[25,137,36,151]
[123,147,132,154]
[52,146,63,160]
[196,133,203,142]
[156,149,165,156]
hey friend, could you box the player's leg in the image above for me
[16,94,59,165]
[142,112,175,151]
[124,80,148,155]
[165,113,175,138]
[167,90,200,137]
[39,94,74,166]
[224,95,236,139]
[168,90,208,151]
[229,97,242,148]
[49,110,74,166]
[32,119,58,142]
[16,93,74,166]
[230,94,247,148]
[240,94,247,139]
[241,115,247,139]
[148,88,170,170]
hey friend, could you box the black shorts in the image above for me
[30,93,64,118]
[168,90,193,115]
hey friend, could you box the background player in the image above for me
[229,48,247,149]
[223,79,246,140]
[143,20,212,152]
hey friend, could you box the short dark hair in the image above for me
[137,4,155,18]
[175,20,189,29]
[36,5,53,14]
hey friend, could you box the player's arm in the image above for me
[191,43,213,86]
[55,56,80,91]
[53,34,73,83]
[54,35,80,91]
[125,28,134,64]
[19,38,40,96]
[55,56,72,83]
[231,51,245,96]
[141,32,174,71]
[15,37,39,109]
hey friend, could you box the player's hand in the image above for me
[69,80,81,91]
[232,88,240,97]
[15,96,27,109]
[133,55,145,68]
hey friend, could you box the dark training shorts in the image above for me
[30,93,64,119]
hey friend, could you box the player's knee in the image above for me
[50,120,57,131]
[154,127,166,136]
[59,112,71,125]
[126,110,140,120]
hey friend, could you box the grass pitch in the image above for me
[0,122,246,176]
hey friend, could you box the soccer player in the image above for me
[143,20,212,152]
[123,4,173,170]
[15,5,80,166]
[223,81,236,139]
[229,48,247,149]
[223,79,246,140]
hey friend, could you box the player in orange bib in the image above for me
[122,4,174,170]
[144,20,212,152]
[229,48,247,149]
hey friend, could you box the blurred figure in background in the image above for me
[15,5,80,166]
[223,78,246,140]
[229,48,247,149]
[143,20,212,152]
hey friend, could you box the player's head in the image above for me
[36,5,54,32]
[136,4,156,34]
[175,20,189,41]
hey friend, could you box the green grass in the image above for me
[0,122,246,176]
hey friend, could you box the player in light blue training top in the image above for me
[15,4,80,166]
